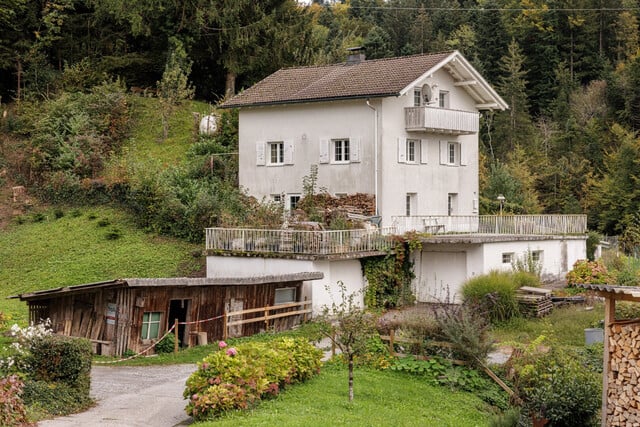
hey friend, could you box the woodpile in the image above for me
[606,320,640,426]
[515,286,553,317]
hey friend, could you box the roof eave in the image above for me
[219,93,397,109]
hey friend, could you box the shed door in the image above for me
[168,299,190,348]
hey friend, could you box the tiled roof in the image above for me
[220,51,454,108]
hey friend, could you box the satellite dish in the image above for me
[421,84,432,105]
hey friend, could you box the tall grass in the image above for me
[461,271,521,324]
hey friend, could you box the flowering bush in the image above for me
[184,337,322,420]
[566,259,614,285]
[0,319,52,375]
[0,375,29,427]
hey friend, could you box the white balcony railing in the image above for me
[205,227,397,256]
[405,106,479,134]
[206,215,587,256]
[392,215,588,236]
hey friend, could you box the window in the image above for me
[413,89,421,107]
[531,250,543,263]
[268,141,284,165]
[407,139,417,163]
[289,194,301,210]
[439,91,449,108]
[275,287,297,305]
[447,193,457,216]
[448,142,456,164]
[141,312,162,340]
[271,194,282,203]
[333,139,350,163]
[502,253,514,264]
[406,193,416,216]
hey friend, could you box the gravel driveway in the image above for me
[37,364,196,427]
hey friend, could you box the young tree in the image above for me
[157,37,194,140]
[320,282,378,402]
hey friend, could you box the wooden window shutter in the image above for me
[420,139,428,164]
[397,137,407,163]
[460,143,468,166]
[439,141,448,165]
[284,139,294,165]
[319,139,329,164]
[256,141,265,166]
[351,137,361,162]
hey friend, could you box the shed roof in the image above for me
[220,50,507,110]
[574,283,640,300]
[10,272,324,301]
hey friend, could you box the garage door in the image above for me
[417,251,467,303]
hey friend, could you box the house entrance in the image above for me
[168,299,190,347]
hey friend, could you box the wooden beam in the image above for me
[476,103,499,109]
[454,80,477,86]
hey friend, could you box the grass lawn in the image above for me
[0,206,201,324]
[490,302,605,346]
[193,363,493,427]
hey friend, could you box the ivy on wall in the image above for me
[361,232,422,309]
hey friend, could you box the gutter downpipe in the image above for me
[366,99,379,216]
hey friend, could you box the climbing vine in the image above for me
[361,232,422,309]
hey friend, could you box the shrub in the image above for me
[461,271,521,323]
[0,375,28,427]
[512,271,540,288]
[511,341,601,426]
[22,379,92,416]
[26,335,92,394]
[184,337,322,420]
[155,333,175,354]
[434,303,494,366]
[566,259,614,285]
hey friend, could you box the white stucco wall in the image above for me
[206,255,364,315]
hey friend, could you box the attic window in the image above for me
[413,89,421,107]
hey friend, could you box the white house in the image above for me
[212,49,587,311]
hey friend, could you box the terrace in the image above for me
[205,214,588,257]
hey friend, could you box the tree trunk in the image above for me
[348,354,354,401]
[16,57,22,102]
[225,71,236,98]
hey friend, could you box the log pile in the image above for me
[606,321,640,426]
[515,286,553,317]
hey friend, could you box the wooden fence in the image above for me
[222,300,312,340]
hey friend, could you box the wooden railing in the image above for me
[392,215,588,235]
[405,106,479,134]
[205,227,396,255]
[223,300,312,340]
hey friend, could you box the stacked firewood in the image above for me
[607,321,640,426]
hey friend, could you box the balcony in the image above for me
[391,215,588,236]
[405,106,479,134]
[206,215,587,257]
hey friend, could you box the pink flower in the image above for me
[218,340,227,349]
[201,362,209,370]
[226,347,237,357]
[192,393,199,400]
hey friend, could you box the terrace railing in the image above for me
[205,227,397,256]
[392,215,588,236]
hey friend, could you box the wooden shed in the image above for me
[576,284,640,427]
[11,273,322,357]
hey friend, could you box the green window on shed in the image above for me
[141,312,162,339]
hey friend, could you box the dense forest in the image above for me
[2,0,640,248]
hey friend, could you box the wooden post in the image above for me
[331,330,336,357]
[389,329,395,355]
[174,318,179,354]
[265,308,269,331]
[223,310,228,341]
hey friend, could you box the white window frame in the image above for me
[502,253,514,264]
[413,89,421,107]
[448,142,456,164]
[268,141,284,165]
[141,311,162,340]
[439,91,449,108]
[275,287,297,305]
[531,250,543,263]
[271,194,283,203]
[288,194,301,211]
[406,193,416,216]
[440,140,461,166]
[407,139,417,163]
[447,193,457,216]
[332,138,350,163]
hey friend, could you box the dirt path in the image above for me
[37,364,196,427]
